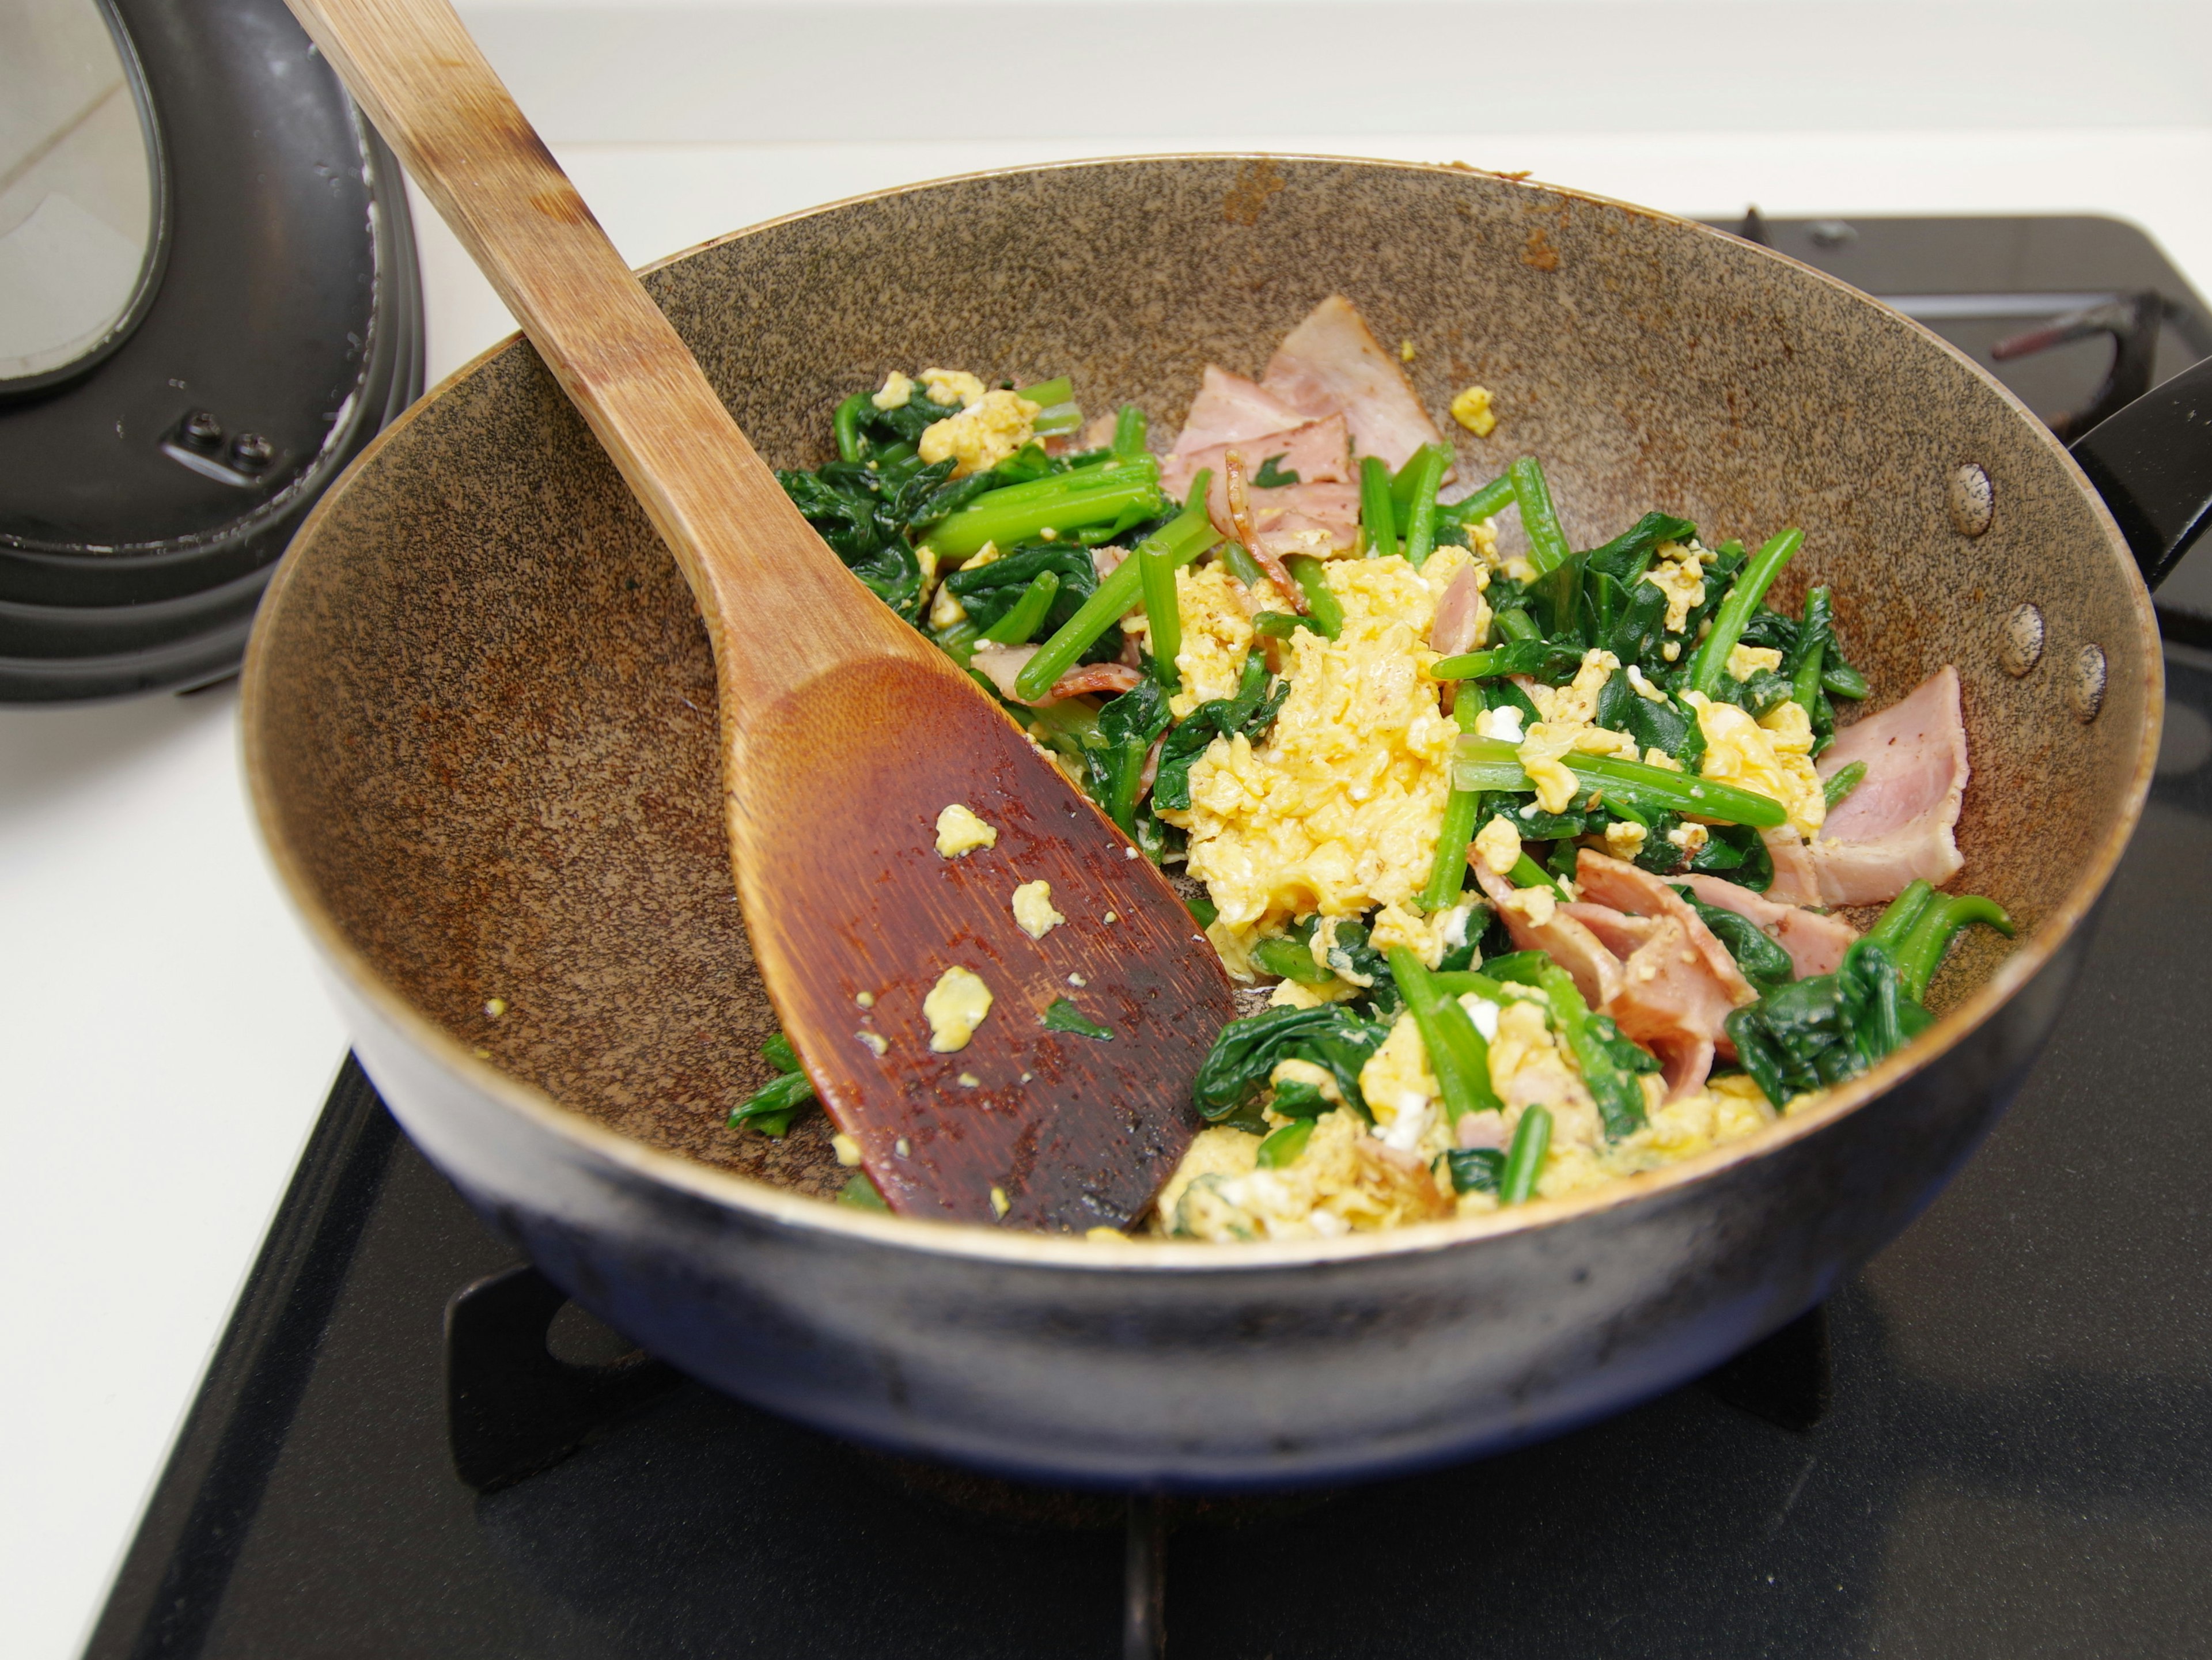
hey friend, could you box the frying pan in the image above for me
[243,157,2204,1490]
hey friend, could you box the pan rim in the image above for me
[241,150,2164,1274]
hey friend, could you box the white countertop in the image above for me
[7,13,2210,1651]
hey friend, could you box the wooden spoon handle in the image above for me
[285,0,935,719]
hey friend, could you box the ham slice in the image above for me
[1574,852,1756,1005]
[1238,481,1362,559]
[1684,874,1859,980]
[968,644,1037,700]
[969,647,1143,706]
[1165,365,1309,465]
[1430,562,1491,658]
[1472,863,1624,1009]
[1260,295,1452,475]
[1810,666,1969,905]
[1575,851,1760,1100]
[1166,414,1356,530]
[1763,827,1822,906]
[1562,902,1662,960]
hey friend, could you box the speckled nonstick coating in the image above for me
[243,156,2160,1488]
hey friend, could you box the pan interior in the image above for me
[247,158,2155,1212]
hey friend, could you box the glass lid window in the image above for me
[0,0,166,392]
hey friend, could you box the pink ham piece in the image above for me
[966,647,1143,707]
[1562,902,1661,960]
[1471,863,1624,1009]
[1684,874,1859,980]
[1260,295,1452,475]
[1430,562,1490,658]
[1576,850,1759,1099]
[1762,826,1823,907]
[1162,365,1309,477]
[1167,415,1360,554]
[1810,666,1970,905]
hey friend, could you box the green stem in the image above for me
[833,392,870,464]
[1823,662,1870,700]
[1493,607,1541,643]
[1140,543,1181,684]
[978,571,1060,645]
[1452,736,1789,828]
[930,458,1164,558]
[1113,404,1149,457]
[1509,457,1572,574]
[1252,936,1334,984]
[1184,466,1213,514]
[1285,555,1343,638]
[1823,760,1867,810]
[1864,880,1936,951]
[1530,961,1647,1140]
[1225,544,1267,587]
[1498,1104,1552,1204]
[1895,893,2016,1002]
[1256,1120,1315,1168]
[1401,445,1450,569]
[1793,585,1832,713]
[1439,473,1516,529]
[1684,527,1804,695]
[1508,851,1563,894]
[1388,947,1503,1123]
[1360,456,1397,559]
[1431,641,1551,680]
[1013,509,1219,702]
[1016,376,1072,408]
[1421,699,1490,911]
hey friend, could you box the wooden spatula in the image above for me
[286,0,1234,1230]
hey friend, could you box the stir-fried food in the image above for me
[753,297,2014,1237]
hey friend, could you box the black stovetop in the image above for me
[90,217,2212,1659]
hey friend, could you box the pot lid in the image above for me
[0,0,422,702]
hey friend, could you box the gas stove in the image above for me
[86,214,2212,1659]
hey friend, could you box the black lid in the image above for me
[0,0,422,702]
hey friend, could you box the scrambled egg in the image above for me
[1450,384,1498,437]
[1684,691,1825,837]
[1474,814,1522,876]
[1160,551,1471,952]
[1726,643,1784,681]
[919,368,986,407]
[873,370,915,410]
[920,389,1043,477]
[923,967,993,1052]
[1010,880,1064,940]
[934,802,997,856]
[1156,1111,1453,1241]
[1172,562,1256,717]
[1642,540,1713,633]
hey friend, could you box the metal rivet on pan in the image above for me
[1949,464,1994,537]
[2069,643,2107,723]
[2000,603,2044,676]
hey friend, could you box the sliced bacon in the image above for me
[1762,826,1823,906]
[1222,449,1305,613]
[1471,863,1625,1008]
[1040,662,1143,702]
[1573,851,1756,1005]
[1611,915,1738,1100]
[1575,850,1759,1100]
[1166,365,1310,464]
[1430,562,1490,658]
[974,647,1146,706]
[1164,412,1354,502]
[1562,902,1661,960]
[968,643,1038,700]
[1684,874,1858,980]
[1810,665,1970,905]
[1259,295,1452,475]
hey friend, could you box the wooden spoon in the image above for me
[285,0,1234,1230]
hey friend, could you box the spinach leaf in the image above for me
[945,543,1098,636]
[1674,886,1795,991]
[1041,998,1114,1040]
[1724,941,1935,1107]
[1081,675,1174,834]
[729,1032,817,1136]
[1446,1147,1505,1193]
[1192,1005,1391,1121]
[1581,511,1699,582]
[1253,453,1301,487]
[1152,651,1286,812]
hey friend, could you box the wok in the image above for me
[243,157,2199,1490]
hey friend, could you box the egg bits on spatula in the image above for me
[283,0,1234,1230]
